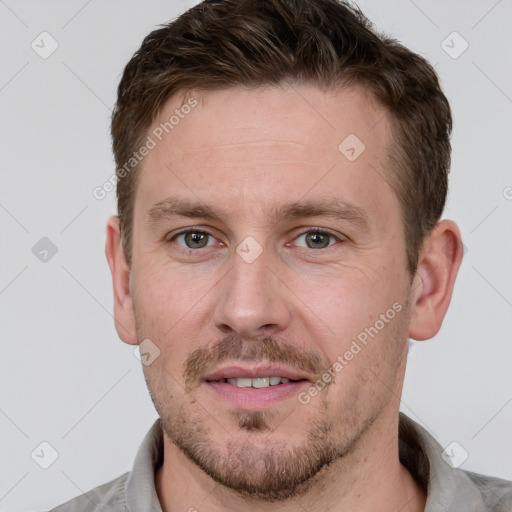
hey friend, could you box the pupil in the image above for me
[185,232,207,248]
[306,232,328,248]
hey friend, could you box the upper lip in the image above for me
[204,363,314,382]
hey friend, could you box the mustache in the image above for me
[184,335,329,391]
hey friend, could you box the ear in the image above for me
[408,220,463,341]
[105,216,138,345]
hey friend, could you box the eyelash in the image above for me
[292,227,342,248]
[166,227,344,250]
[167,228,218,247]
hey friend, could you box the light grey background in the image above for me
[0,0,511,510]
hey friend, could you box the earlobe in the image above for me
[408,220,463,341]
[105,216,138,345]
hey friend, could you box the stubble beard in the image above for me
[154,392,380,502]
[137,295,411,502]
[144,361,387,503]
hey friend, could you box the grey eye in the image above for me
[175,231,214,249]
[295,231,336,249]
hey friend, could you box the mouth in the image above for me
[213,376,299,388]
[203,364,312,409]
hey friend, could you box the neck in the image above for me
[155,409,426,512]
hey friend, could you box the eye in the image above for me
[172,230,216,249]
[293,230,339,249]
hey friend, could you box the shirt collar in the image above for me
[124,419,164,512]
[399,412,488,511]
[123,414,486,511]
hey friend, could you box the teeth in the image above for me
[253,377,270,388]
[226,376,292,388]
[227,377,251,387]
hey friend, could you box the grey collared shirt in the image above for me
[49,413,512,511]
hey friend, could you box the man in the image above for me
[51,0,512,510]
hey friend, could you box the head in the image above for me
[106,0,463,503]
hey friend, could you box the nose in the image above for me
[212,248,292,339]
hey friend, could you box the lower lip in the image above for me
[206,381,308,409]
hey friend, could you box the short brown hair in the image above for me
[111,0,451,276]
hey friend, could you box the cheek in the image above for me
[134,261,212,321]
[133,258,237,361]
[298,269,409,402]
[298,267,398,339]
[131,272,199,370]
[322,305,409,418]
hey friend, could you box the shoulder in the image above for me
[462,470,512,511]
[398,413,512,511]
[48,472,129,512]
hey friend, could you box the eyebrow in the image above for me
[146,196,370,230]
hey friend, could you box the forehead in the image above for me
[135,83,396,225]
[157,83,389,157]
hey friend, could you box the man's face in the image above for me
[129,84,413,500]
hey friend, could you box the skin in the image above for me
[106,83,463,511]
